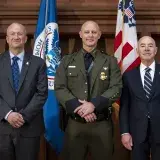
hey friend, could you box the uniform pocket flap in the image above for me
[67,68,78,77]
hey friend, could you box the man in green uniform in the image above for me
[55,20,122,160]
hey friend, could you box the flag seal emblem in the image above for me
[34,22,61,90]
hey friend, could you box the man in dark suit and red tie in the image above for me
[119,36,160,160]
[0,23,48,160]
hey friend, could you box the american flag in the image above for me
[125,8,134,19]
[114,0,140,74]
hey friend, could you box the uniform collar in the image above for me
[81,48,97,59]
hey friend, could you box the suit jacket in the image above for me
[0,51,48,137]
[120,63,160,143]
[55,48,122,114]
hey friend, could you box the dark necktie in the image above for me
[84,53,93,71]
[11,56,20,94]
[84,53,93,101]
[144,67,152,99]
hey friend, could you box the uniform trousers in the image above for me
[61,118,113,160]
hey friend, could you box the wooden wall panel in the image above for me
[0,0,160,35]
[0,38,6,53]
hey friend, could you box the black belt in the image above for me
[70,113,110,123]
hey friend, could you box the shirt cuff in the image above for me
[121,133,130,136]
[65,98,81,114]
[5,110,13,120]
[90,96,109,112]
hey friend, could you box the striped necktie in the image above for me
[144,67,152,99]
[11,56,20,94]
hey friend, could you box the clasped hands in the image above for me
[74,99,97,123]
[7,112,25,128]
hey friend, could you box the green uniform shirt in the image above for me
[55,48,122,114]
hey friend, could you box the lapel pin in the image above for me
[26,62,29,65]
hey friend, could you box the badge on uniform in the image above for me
[68,65,76,68]
[100,72,107,80]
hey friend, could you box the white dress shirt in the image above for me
[5,51,25,120]
[140,61,155,87]
[10,51,24,72]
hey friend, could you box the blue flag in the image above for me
[33,0,64,154]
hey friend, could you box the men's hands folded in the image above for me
[74,99,97,122]
[7,112,25,128]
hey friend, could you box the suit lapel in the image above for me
[149,63,160,99]
[3,52,14,89]
[90,52,107,93]
[18,53,30,92]
[134,67,147,101]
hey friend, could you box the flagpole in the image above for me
[121,0,125,72]
[45,0,48,27]
[122,0,125,46]
[44,0,48,60]
[44,0,48,156]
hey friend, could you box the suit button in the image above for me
[85,82,87,85]
[84,91,87,93]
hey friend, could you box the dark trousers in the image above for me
[132,119,160,160]
[61,118,113,160]
[0,129,40,160]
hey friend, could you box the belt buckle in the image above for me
[71,114,86,123]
